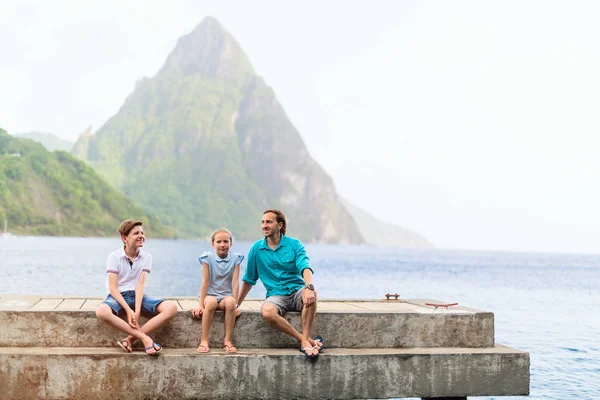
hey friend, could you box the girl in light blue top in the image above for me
[191,228,244,353]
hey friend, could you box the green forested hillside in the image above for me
[0,128,172,237]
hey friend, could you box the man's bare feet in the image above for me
[310,337,324,350]
[300,339,318,357]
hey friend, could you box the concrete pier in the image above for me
[0,295,529,399]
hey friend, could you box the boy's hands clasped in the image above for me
[126,308,139,329]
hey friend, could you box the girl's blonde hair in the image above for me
[210,228,233,244]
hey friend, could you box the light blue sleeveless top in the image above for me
[199,251,244,301]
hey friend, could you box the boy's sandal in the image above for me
[196,344,210,353]
[144,342,162,355]
[223,344,238,353]
[117,339,133,353]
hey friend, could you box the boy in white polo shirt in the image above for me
[95,219,178,355]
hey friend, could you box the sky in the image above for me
[1,0,599,254]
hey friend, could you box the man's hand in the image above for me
[126,309,139,329]
[191,306,204,319]
[302,287,316,308]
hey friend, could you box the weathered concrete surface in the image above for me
[0,296,528,398]
[0,297,494,349]
[0,345,529,400]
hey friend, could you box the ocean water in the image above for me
[1,236,599,399]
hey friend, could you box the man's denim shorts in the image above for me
[102,290,164,317]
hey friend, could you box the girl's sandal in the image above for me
[196,344,210,353]
[223,344,238,353]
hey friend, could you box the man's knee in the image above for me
[96,304,113,321]
[261,303,280,321]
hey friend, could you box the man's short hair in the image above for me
[117,220,143,237]
[263,209,287,236]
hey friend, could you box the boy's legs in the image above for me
[122,298,178,346]
[134,298,178,334]
[198,296,218,351]
[217,296,237,351]
[96,303,160,354]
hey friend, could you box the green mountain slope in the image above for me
[15,131,74,152]
[72,17,363,243]
[0,128,172,237]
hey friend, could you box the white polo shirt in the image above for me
[105,247,152,295]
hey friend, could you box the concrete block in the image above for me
[0,345,529,400]
[0,301,494,349]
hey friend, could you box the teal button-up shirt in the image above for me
[242,235,313,298]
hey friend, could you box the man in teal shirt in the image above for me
[237,209,323,357]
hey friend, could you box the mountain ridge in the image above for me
[15,131,74,152]
[341,198,434,249]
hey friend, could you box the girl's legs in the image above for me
[218,296,237,352]
[198,296,218,352]
[96,304,160,354]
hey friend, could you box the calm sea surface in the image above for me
[1,236,599,399]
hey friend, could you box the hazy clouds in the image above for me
[1,1,599,253]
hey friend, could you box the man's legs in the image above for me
[261,291,319,356]
[301,292,319,352]
[261,302,303,340]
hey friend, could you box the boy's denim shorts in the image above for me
[102,290,164,317]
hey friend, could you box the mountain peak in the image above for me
[198,15,223,31]
[80,126,93,137]
[159,16,254,86]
